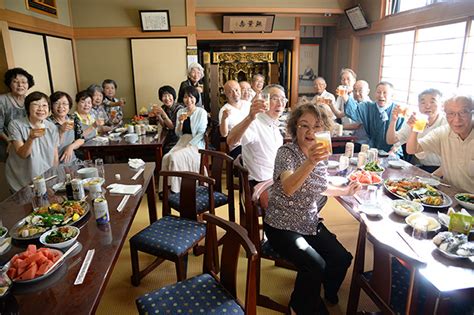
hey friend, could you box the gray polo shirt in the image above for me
[6,117,59,191]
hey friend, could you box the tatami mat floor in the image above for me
[96,194,376,314]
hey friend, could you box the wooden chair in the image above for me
[136,213,258,315]
[129,171,215,286]
[347,221,428,315]
[166,149,235,222]
[234,158,295,313]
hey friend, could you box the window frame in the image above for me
[380,18,472,106]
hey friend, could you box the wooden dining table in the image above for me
[0,162,157,314]
[81,130,165,178]
[329,155,474,313]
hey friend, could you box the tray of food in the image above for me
[348,170,383,185]
[432,231,474,259]
[10,201,88,240]
[455,193,474,211]
[384,178,452,208]
[5,244,63,283]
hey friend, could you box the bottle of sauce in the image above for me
[65,174,74,200]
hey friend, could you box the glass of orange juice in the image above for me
[413,113,429,133]
[315,131,332,155]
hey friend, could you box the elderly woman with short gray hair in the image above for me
[177,62,208,111]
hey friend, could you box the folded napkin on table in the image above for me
[129,158,145,169]
[107,183,142,195]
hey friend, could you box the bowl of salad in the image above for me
[40,226,80,249]
[0,226,8,241]
[363,161,385,176]
[455,193,474,211]
[391,199,424,217]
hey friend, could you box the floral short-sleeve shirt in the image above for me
[265,142,329,235]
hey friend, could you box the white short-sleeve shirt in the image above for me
[418,124,474,193]
[241,113,283,182]
[218,100,251,150]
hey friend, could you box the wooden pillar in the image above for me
[186,0,197,46]
[349,35,360,73]
[290,17,301,108]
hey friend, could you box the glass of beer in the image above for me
[336,85,349,97]
[315,131,332,155]
[413,113,429,133]
[397,103,411,118]
[34,122,46,137]
[66,118,74,129]
[110,109,117,119]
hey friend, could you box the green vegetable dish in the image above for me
[0,227,6,238]
[364,161,384,172]
[457,194,474,204]
[45,227,77,244]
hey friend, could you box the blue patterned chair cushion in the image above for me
[136,273,244,315]
[363,257,427,314]
[168,186,228,214]
[130,216,206,256]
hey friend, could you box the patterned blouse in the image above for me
[103,97,124,127]
[265,142,329,235]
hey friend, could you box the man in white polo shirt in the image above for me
[406,95,474,193]
[227,84,286,184]
[219,80,251,158]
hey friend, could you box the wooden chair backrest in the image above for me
[160,170,216,220]
[198,149,233,193]
[203,213,258,315]
[233,158,261,250]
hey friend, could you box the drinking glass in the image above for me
[336,85,349,97]
[412,220,428,240]
[314,131,332,155]
[413,114,429,133]
[95,158,105,178]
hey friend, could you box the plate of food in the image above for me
[405,212,441,232]
[40,226,80,249]
[388,160,405,169]
[432,231,474,259]
[455,193,474,211]
[348,170,383,185]
[391,199,424,217]
[384,178,452,208]
[10,201,88,240]
[5,244,63,283]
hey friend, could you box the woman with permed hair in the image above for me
[6,91,58,192]
[0,67,35,162]
[264,104,361,314]
[177,62,208,111]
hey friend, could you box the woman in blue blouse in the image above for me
[160,86,207,193]
[264,104,361,315]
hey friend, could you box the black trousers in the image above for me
[264,222,353,315]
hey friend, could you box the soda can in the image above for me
[93,197,110,224]
[344,142,354,158]
[33,176,47,196]
[360,144,370,153]
[368,148,378,163]
[72,179,85,200]
[357,152,367,168]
